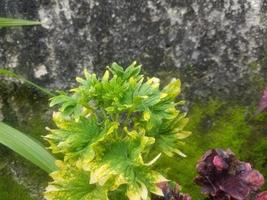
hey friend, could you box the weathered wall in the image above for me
[1,1,267,199]
[0,0,267,103]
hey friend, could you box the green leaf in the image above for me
[0,122,57,173]
[45,161,109,200]
[162,79,181,98]
[109,62,124,77]
[147,112,190,157]
[49,95,80,117]
[126,169,167,199]
[88,131,167,200]
[45,115,104,163]
[0,17,40,27]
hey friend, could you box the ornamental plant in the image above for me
[195,149,266,200]
[155,182,192,200]
[44,62,191,200]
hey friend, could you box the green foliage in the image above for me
[44,62,190,200]
[0,17,40,27]
[45,161,109,200]
[164,100,252,199]
[0,122,57,173]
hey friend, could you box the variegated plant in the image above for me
[44,62,191,200]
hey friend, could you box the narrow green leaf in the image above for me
[0,122,58,173]
[0,17,40,27]
[0,69,55,97]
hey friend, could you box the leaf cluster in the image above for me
[44,62,190,200]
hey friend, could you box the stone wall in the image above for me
[0,0,267,103]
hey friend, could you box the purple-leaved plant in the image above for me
[155,182,192,200]
[255,192,267,200]
[195,149,265,200]
[259,88,267,112]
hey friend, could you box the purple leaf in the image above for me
[213,155,229,171]
[195,149,265,200]
[156,182,192,200]
[255,191,267,200]
[259,88,267,112]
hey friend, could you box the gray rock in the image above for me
[0,0,267,103]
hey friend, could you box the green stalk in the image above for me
[0,69,55,97]
[0,17,40,27]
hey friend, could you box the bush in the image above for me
[44,62,190,200]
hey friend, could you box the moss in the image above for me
[249,61,261,71]
[0,82,52,199]
[243,111,267,190]
[245,138,267,189]
[0,171,35,200]
[160,99,267,199]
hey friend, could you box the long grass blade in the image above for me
[0,69,55,97]
[0,122,58,173]
[0,17,40,27]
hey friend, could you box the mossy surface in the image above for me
[243,111,267,191]
[0,82,52,199]
[0,167,35,200]
[157,100,256,199]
